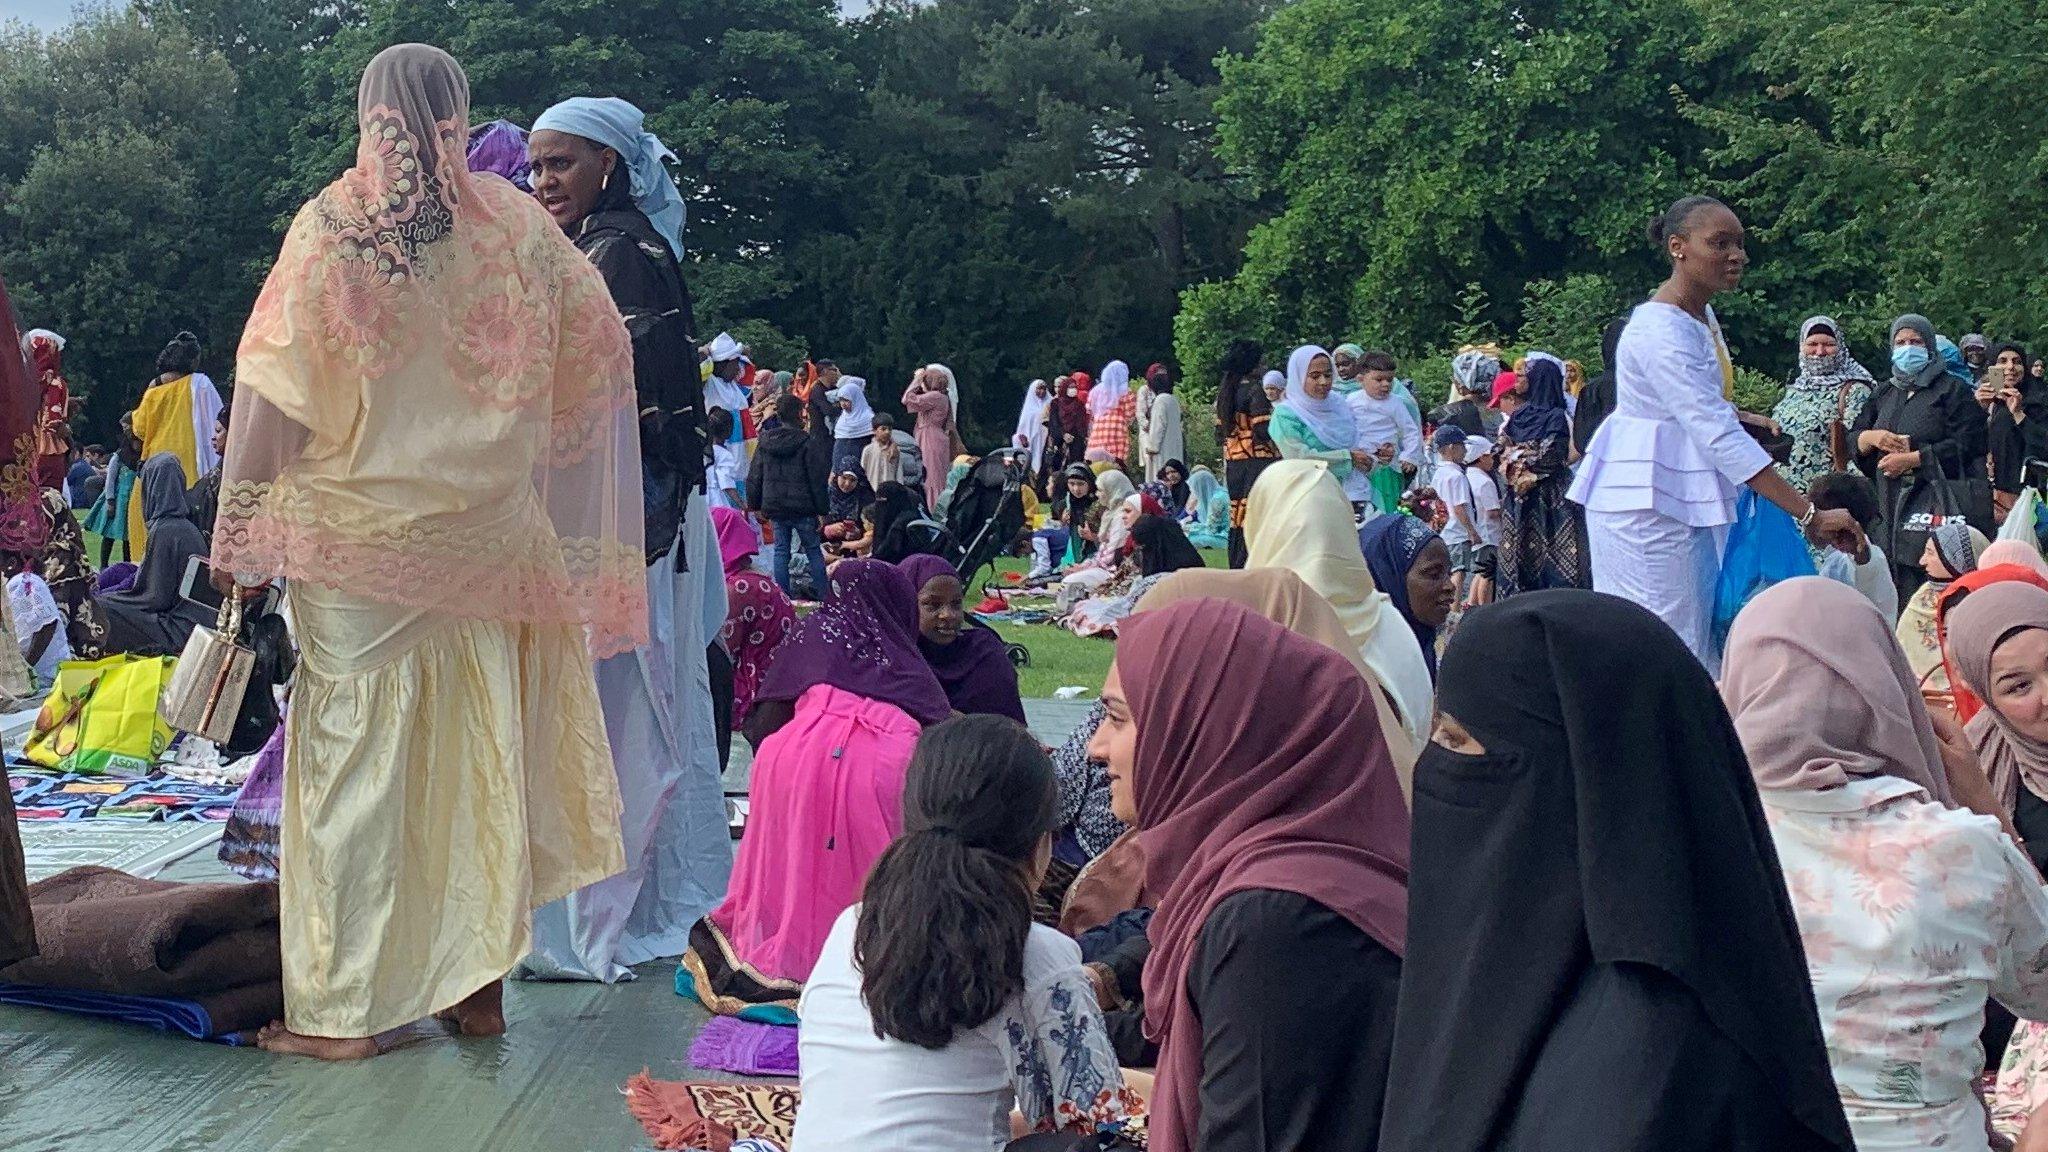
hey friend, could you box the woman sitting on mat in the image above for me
[683,559,953,1013]
[791,714,1142,1151]
[898,554,1025,723]
[96,453,210,657]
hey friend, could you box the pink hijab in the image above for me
[1947,581,2048,815]
[1979,539,2048,581]
[711,506,756,580]
[1719,576,1951,801]
[1117,598,1409,1152]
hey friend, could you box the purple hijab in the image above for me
[753,558,951,725]
[897,554,1026,724]
[466,119,532,191]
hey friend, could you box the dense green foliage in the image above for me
[0,0,2038,446]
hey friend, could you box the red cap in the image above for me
[1487,370,1521,409]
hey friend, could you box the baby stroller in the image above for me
[945,449,1032,668]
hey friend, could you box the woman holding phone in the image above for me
[1978,342,2048,523]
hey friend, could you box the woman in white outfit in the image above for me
[1567,195,1858,673]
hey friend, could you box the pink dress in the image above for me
[903,384,954,511]
[705,682,919,982]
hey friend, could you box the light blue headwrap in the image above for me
[532,96,687,260]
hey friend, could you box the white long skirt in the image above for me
[1584,506,1728,677]
[520,493,734,982]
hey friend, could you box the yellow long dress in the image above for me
[129,375,201,550]
[219,95,643,1036]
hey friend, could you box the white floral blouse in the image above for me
[1761,777,2048,1152]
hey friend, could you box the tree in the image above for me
[1682,0,2048,360]
[1176,0,1722,385]
[0,7,239,424]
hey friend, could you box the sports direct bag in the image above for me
[1712,489,1817,653]
[25,654,176,774]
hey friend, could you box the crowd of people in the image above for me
[9,39,2048,1152]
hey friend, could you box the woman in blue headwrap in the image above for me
[1358,514,1456,681]
[521,98,735,984]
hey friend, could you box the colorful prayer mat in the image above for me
[9,768,239,822]
[624,1071,798,1151]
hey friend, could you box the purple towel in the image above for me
[688,1016,799,1078]
[94,563,137,596]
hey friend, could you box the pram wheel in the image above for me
[1006,643,1030,668]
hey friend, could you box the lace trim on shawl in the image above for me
[214,479,647,659]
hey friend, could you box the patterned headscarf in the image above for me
[1451,346,1502,398]
[464,119,531,191]
[1787,315,1873,398]
[1358,513,1442,680]
[1932,519,1990,577]
[751,558,951,725]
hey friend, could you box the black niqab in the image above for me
[1379,590,1852,1152]
[1129,514,1203,578]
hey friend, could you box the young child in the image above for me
[1344,350,1423,517]
[862,413,904,489]
[1808,472,1895,619]
[705,407,743,513]
[1430,425,1476,605]
[1463,435,1503,607]
[790,715,1140,1149]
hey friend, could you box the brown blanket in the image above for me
[0,866,282,1036]
[0,786,31,969]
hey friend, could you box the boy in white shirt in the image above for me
[7,567,69,689]
[1344,351,1423,516]
[1464,436,1503,607]
[1808,473,1894,619]
[1430,426,1476,605]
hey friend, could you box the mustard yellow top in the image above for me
[128,375,202,549]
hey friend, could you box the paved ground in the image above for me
[0,699,1098,1152]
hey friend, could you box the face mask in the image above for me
[1892,344,1931,377]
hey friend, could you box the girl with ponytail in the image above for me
[790,714,1141,1151]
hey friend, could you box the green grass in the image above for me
[974,548,1225,700]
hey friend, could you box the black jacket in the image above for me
[748,425,829,521]
[573,206,703,562]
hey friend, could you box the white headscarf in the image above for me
[1013,378,1052,470]
[190,373,224,476]
[1089,359,1131,418]
[1261,369,1285,395]
[1279,344,1356,451]
[827,376,875,439]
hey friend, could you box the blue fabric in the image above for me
[771,517,826,599]
[0,983,247,1042]
[1359,513,1442,679]
[1710,489,1817,653]
[1505,360,1571,444]
[532,97,687,259]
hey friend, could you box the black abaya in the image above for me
[1378,590,1854,1152]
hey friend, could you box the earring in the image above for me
[601,166,614,193]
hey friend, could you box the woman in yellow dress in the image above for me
[128,331,223,549]
[213,43,645,1059]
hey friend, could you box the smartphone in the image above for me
[181,557,281,618]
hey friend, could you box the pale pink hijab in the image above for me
[1720,576,1951,801]
[1980,539,2048,582]
[1947,581,2048,814]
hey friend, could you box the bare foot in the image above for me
[437,980,506,1037]
[256,1020,379,1060]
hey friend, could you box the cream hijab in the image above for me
[1245,459,1433,747]
[1137,567,1418,802]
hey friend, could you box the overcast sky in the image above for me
[0,0,83,29]
[0,0,873,30]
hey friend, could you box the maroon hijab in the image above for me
[1119,598,1409,1152]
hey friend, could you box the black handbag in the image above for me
[1888,447,1973,566]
